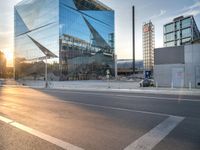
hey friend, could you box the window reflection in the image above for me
[14,0,115,81]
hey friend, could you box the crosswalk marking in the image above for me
[124,116,184,150]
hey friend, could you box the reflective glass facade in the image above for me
[164,15,200,47]
[14,0,115,80]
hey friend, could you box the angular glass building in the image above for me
[14,0,115,80]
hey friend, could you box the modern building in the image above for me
[14,0,115,81]
[0,51,6,78]
[117,59,143,75]
[192,38,200,44]
[142,21,155,71]
[154,44,200,88]
[164,15,200,47]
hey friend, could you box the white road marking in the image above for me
[43,98,171,117]
[0,115,13,123]
[124,116,185,150]
[1,91,177,118]
[41,89,200,102]
[116,95,200,102]
[0,90,185,118]
[2,87,199,102]
[0,95,176,118]
[0,115,84,150]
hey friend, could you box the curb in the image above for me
[1,85,200,96]
[33,87,200,96]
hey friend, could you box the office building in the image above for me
[164,15,200,47]
[143,21,155,71]
[154,44,200,88]
[14,0,115,80]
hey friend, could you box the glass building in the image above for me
[14,0,115,80]
[164,15,200,47]
[143,21,155,71]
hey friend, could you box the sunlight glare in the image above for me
[4,51,13,61]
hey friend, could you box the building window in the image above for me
[165,41,175,47]
[165,32,174,42]
[181,18,191,28]
[182,37,191,43]
[182,28,191,38]
[165,23,174,33]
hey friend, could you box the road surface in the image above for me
[0,86,199,150]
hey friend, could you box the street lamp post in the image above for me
[45,56,48,88]
[115,54,118,79]
[106,69,110,88]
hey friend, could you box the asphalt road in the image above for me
[0,86,199,150]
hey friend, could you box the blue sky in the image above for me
[100,0,200,59]
[0,0,200,66]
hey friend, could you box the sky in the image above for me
[0,0,200,67]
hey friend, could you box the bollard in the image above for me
[189,82,192,90]
[171,81,174,89]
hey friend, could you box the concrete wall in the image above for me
[185,44,200,88]
[154,64,185,87]
[155,46,184,65]
[154,44,200,88]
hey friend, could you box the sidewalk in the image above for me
[14,80,200,96]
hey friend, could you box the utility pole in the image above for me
[132,6,135,74]
[115,54,118,79]
[45,56,48,88]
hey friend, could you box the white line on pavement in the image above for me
[124,116,185,150]
[46,99,171,117]
[116,95,200,102]
[0,95,180,118]
[41,89,200,102]
[0,115,84,150]
[0,115,13,123]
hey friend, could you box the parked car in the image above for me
[139,79,154,87]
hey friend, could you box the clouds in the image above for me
[182,9,200,17]
[0,0,200,63]
[150,9,167,20]
[181,1,200,16]
[161,1,200,24]
[185,1,200,11]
